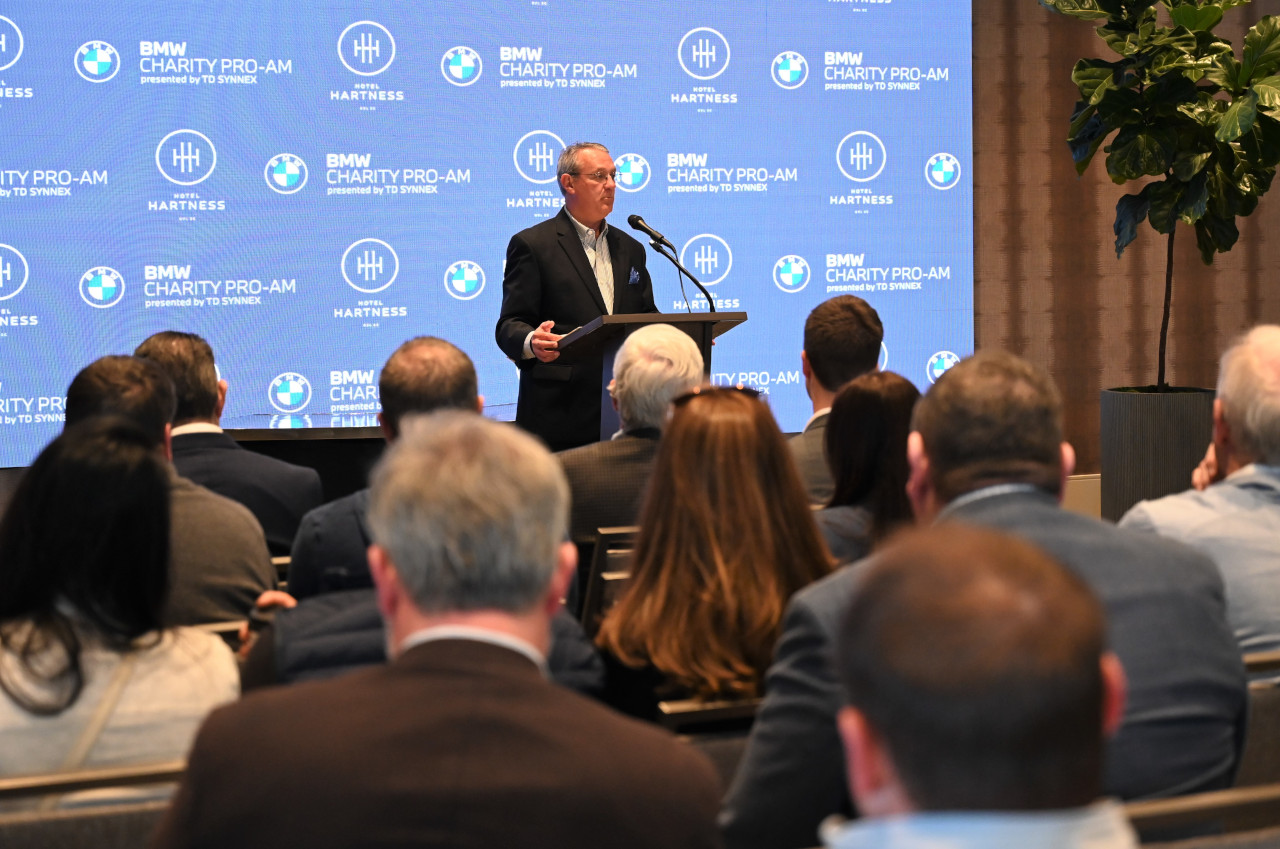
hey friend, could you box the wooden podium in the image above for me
[556,311,747,441]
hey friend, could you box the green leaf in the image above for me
[1216,90,1259,141]
[1106,127,1173,181]
[1074,59,1120,105]
[1115,190,1151,257]
[1239,113,1280,167]
[1204,53,1243,91]
[1194,213,1240,261]
[1146,179,1183,232]
[1177,171,1211,223]
[1039,0,1112,19]
[1253,74,1280,108]
[1173,150,1213,180]
[1170,4,1224,32]
[1070,113,1112,171]
[1096,86,1144,126]
[1242,16,1280,83]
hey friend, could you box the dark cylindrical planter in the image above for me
[1100,388,1215,521]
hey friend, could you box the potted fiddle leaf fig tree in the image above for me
[1039,0,1280,518]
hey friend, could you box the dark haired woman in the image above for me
[816,370,921,563]
[595,388,833,718]
[0,417,236,794]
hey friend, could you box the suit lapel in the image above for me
[556,211,608,315]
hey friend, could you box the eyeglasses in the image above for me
[672,385,763,408]
[571,169,617,184]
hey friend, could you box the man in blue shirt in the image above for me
[1122,325,1280,658]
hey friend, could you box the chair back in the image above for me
[580,526,637,638]
[1237,681,1280,788]
[0,800,170,849]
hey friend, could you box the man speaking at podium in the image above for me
[497,142,658,451]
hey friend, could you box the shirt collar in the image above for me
[822,800,1135,849]
[398,625,548,676]
[566,209,608,241]
[935,483,1043,523]
[803,407,831,431]
[171,422,223,436]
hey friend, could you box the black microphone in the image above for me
[627,214,676,250]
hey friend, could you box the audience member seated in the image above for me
[595,387,833,720]
[557,323,704,544]
[240,589,604,695]
[821,524,1137,849]
[150,413,722,849]
[721,351,1247,849]
[790,296,884,505]
[815,371,919,563]
[0,418,237,801]
[1122,325,1280,658]
[287,336,481,599]
[63,356,275,625]
[135,330,323,556]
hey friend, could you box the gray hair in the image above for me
[610,324,705,430]
[1218,325,1280,465]
[556,142,610,197]
[366,411,570,613]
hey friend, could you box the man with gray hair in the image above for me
[557,323,704,545]
[153,413,722,849]
[1122,324,1280,657]
[497,141,658,451]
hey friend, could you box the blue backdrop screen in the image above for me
[0,1,973,467]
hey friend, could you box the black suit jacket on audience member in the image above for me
[171,431,322,556]
[496,209,658,452]
[151,640,722,849]
[287,488,373,600]
[720,489,1248,849]
[556,427,660,543]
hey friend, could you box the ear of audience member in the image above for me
[835,525,1124,817]
[0,417,237,790]
[818,371,919,562]
[595,387,833,718]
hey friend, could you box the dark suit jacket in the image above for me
[152,640,723,849]
[240,588,606,696]
[287,488,373,600]
[496,209,658,451]
[788,412,832,506]
[171,431,322,556]
[557,428,660,543]
[720,489,1248,849]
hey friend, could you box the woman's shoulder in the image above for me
[123,627,239,699]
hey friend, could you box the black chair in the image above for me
[579,526,637,638]
[659,697,762,792]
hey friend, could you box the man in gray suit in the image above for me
[789,296,883,505]
[556,322,704,544]
[721,351,1247,849]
